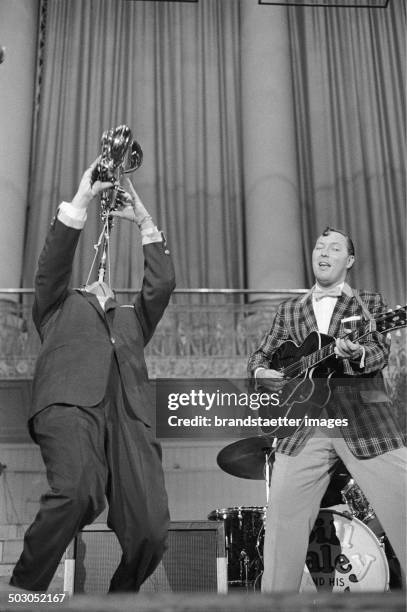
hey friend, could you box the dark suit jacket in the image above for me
[30,217,175,427]
[247,284,405,457]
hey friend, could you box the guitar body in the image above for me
[270,331,337,373]
[259,331,339,438]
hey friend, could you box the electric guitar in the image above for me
[257,305,406,438]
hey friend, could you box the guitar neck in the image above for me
[302,338,336,371]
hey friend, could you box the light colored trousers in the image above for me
[261,429,407,592]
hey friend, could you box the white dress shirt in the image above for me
[311,281,344,334]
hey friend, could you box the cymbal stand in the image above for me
[240,550,250,591]
[263,444,276,505]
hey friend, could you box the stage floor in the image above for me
[0,591,406,612]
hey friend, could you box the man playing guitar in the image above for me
[248,227,406,592]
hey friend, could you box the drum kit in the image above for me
[209,436,401,592]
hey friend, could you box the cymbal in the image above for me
[217,436,275,480]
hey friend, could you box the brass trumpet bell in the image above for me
[123,140,143,174]
[91,124,143,217]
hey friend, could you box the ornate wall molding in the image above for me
[0,293,405,412]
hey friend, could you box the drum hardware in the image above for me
[255,527,264,557]
[340,478,375,523]
[323,465,385,539]
[239,550,250,585]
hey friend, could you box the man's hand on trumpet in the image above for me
[71,158,113,211]
[110,177,154,230]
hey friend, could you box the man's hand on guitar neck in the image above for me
[255,368,286,392]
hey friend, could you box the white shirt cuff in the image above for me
[57,201,87,229]
[254,367,267,378]
[141,226,163,246]
[349,346,366,369]
[359,346,366,369]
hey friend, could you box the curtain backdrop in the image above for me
[23,0,245,290]
[287,0,406,304]
[23,0,405,304]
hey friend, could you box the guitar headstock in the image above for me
[375,305,407,334]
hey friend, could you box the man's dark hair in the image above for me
[321,226,355,257]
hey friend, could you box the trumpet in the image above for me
[90,125,143,283]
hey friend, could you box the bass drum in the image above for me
[300,509,389,592]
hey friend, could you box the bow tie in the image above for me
[313,287,342,301]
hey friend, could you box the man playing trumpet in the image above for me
[10,160,175,592]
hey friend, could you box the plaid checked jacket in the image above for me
[247,283,405,457]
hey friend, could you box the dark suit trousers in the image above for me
[11,361,170,592]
